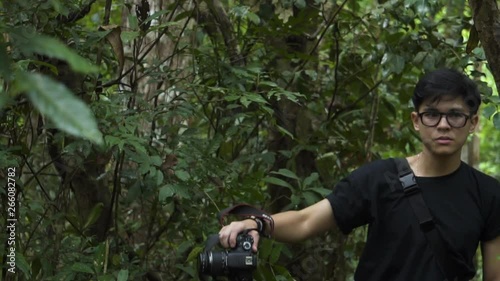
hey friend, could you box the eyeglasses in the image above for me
[418,111,471,128]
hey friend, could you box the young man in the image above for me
[218,69,500,281]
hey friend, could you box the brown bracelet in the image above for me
[248,216,266,236]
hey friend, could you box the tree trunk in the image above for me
[469,0,500,91]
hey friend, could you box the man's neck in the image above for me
[408,151,462,177]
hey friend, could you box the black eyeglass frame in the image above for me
[417,111,472,128]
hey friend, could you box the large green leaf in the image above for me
[117,269,129,281]
[271,169,299,180]
[15,252,32,278]
[71,262,94,274]
[83,203,104,230]
[12,29,98,74]
[18,72,103,145]
[263,176,293,189]
[493,112,500,130]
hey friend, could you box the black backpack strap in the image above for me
[394,158,461,281]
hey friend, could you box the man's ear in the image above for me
[469,114,479,132]
[411,111,420,131]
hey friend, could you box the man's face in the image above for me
[411,96,479,157]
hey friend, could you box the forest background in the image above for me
[1,0,500,280]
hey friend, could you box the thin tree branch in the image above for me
[22,155,87,240]
[285,0,349,91]
[102,0,186,88]
[330,79,383,120]
[327,23,341,120]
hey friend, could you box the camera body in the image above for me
[198,233,257,281]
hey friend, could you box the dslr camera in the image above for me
[198,232,257,281]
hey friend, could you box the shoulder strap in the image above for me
[394,158,460,281]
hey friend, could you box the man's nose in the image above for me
[436,114,451,129]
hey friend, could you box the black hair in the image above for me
[412,68,482,114]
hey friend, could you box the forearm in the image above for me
[265,199,336,243]
[239,210,309,243]
[270,210,311,243]
[237,199,336,245]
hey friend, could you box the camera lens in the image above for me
[198,252,209,274]
[198,251,227,276]
[210,251,226,275]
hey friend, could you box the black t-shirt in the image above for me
[326,158,500,281]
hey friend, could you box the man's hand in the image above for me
[219,219,260,252]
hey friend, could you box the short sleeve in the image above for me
[326,160,388,235]
[481,177,500,242]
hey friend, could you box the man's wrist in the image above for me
[244,218,259,230]
[245,217,268,237]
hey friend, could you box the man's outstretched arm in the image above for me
[219,198,337,251]
[482,235,500,281]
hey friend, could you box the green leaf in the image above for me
[18,72,104,145]
[269,243,283,263]
[159,184,185,201]
[143,10,170,25]
[304,69,317,81]
[14,31,98,74]
[112,254,121,266]
[258,239,273,260]
[260,81,279,87]
[17,60,59,75]
[482,104,497,119]
[15,252,32,277]
[247,12,260,24]
[150,155,162,166]
[412,51,427,65]
[158,184,176,202]
[83,203,104,229]
[383,53,405,75]
[404,0,418,5]
[186,246,204,262]
[310,187,332,196]
[117,269,129,281]
[105,135,124,151]
[493,113,500,130]
[246,93,268,105]
[121,31,140,43]
[257,266,275,281]
[128,15,139,30]
[263,176,293,189]
[96,274,115,281]
[271,169,299,180]
[93,244,106,273]
[52,0,70,14]
[175,170,190,181]
[276,125,295,140]
[156,170,164,186]
[71,262,94,274]
[303,172,319,187]
[273,264,294,279]
[294,0,306,9]
[303,191,319,205]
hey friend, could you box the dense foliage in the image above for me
[1,0,499,280]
